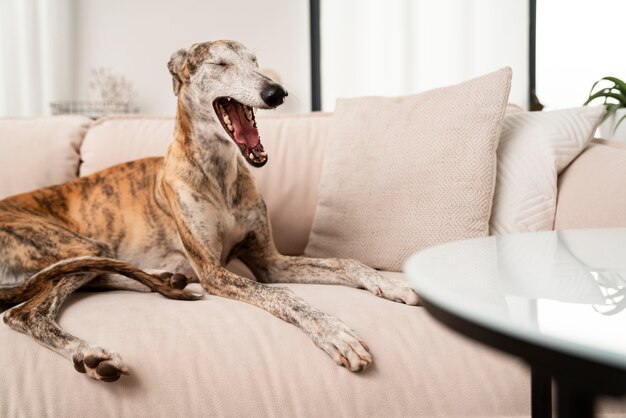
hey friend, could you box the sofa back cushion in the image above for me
[555,139,626,230]
[80,116,175,176]
[0,116,91,199]
[305,68,512,272]
[79,113,332,255]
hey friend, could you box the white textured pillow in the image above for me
[0,116,91,199]
[490,106,605,235]
[305,68,512,271]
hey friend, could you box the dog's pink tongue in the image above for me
[227,103,259,148]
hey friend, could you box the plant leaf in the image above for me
[584,91,626,106]
[588,79,604,98]
[601,76,626,95]
[585,76,626,105]
[584,87,614,105]
[602,103,620,123]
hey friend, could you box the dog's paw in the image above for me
[314,319,372,372]
[73,347,129,382]
[342,259,420,305]
[144,270,203,301]
[156,271,190,290]
[367,279,420,305]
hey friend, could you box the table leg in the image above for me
[531,366,552,418]
[556,380,594,418]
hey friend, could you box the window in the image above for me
[535,0,626,110]
[319,0,529,111]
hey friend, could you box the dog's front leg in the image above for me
[205,264,372,371]
[163,183,372,371]
[234,219,419,305]
[260,255,420,305]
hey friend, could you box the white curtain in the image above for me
[321,0,529,110]
[0,0,74,117]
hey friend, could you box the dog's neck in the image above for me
[171,96,248,196]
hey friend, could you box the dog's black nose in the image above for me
[261,83,288,108]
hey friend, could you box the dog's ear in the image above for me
[167,48,189,96]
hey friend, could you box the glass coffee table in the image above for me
[404,228,626,418]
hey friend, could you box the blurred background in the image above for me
[1,0,625,121]
[0,0,310,116]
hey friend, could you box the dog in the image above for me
[0,40,419,382]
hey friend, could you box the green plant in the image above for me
[584,76,626,134]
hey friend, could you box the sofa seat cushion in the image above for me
[0,116,91,199]
[1,272,533,417]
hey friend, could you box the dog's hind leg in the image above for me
[2,257,201,382]
[0,214,115,302]
[0,217,200,381]
[3,272,130,382]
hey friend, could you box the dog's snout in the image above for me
[261,83,288,108]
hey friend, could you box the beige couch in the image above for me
[0,113,624,417]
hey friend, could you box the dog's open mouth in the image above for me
[213,98,267,167]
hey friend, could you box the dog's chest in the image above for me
[220,211,255,264]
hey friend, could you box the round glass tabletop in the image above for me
[404,228,626,371]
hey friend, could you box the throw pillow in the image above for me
[304,68,512,271]
[490,106,605,235]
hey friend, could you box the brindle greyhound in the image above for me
[0,40,418,382]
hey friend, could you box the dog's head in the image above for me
[167,40,287,167]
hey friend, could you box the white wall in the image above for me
[74,0,311,115]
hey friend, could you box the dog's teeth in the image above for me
[219,105,231,125]
[244,106,254,122]
[222,112,234,132]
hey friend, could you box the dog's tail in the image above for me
[0,256,203,304]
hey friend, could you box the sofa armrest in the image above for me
[555,140,626,230]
